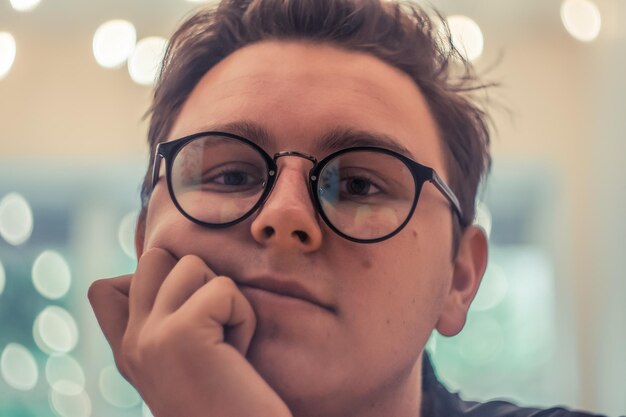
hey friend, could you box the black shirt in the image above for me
[420,350,612,417]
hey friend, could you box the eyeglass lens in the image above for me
[170,135,417,240]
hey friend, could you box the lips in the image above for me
[239,277,334,313]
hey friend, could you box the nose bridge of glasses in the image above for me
[262,151,317,226]
[272,150,317,177]
[264,151,320,212]
[273,150,317,164]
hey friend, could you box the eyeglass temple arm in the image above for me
[430,171,467,227]
[150,146,165,192]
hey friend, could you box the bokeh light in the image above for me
[93,20,137,69]
[99,365,142,408]
[45,354,86,396]
[118,211,138,259]
[33,306,79,354]
[128,36,167,85]
[446,15,484,62]
[0,258,5,296]
[1,343,39,391]
[0,192,34,246]
[49,387,92,417]
[561,0,601,42]
[9,0,41,12]
[32,250,72,300]
[0,32,17,80]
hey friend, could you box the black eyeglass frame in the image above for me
[151,131,467,244]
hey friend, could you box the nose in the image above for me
[250,157,323,252]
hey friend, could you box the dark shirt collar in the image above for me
[420,350,608,417]
[420,349,445,417]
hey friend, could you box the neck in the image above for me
[293,351,424,417]
[355,350,423,417]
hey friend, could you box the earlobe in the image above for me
[435,225,488,337]
[135,210,146,260]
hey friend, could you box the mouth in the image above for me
[238,277,335,313]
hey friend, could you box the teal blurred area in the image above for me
[1,0,625,416]
[0,158,145,416]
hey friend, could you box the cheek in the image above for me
[143,189,217,258]
[341,227,444,346]
[142,190,253,277]
[144,191,185,251]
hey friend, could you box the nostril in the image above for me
[293,230,308,243]
[263,226,275,238]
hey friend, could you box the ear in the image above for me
[134,210,146,260]
[435,225,488,337]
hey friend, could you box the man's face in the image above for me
[139,41,456,412]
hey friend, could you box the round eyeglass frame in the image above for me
[150,131,466,244]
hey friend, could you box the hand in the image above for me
[88,247,293,417]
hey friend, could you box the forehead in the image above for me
[169,40,445,169]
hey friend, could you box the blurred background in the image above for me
[0,0,625,416]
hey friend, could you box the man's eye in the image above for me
[208,170,251,186]
[200,167,265,192]
[339,176,382,197]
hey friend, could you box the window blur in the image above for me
[0,1,624,416]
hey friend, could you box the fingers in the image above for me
[151,254,214,317]
[90,247,256,366]
[178,276,257,356]
[148,254,257,356]
[127,248,178,329]
[87,275,132,362]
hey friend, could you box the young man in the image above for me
[88,0,607,416]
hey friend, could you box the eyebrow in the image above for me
[198,119,416,160]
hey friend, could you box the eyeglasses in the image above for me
[151,131,466,243]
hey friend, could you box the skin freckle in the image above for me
[362,258,372,269]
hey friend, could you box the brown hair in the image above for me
[137,0,494,259]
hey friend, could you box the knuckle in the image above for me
[178,254,206,270]
[87,279,102,296]
[113,352,133,382]
[87,280,107,303]
[212,275,235,289]
[120,334,150,377]
[116,341,137,379]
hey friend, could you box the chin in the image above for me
[245,333,341,399]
